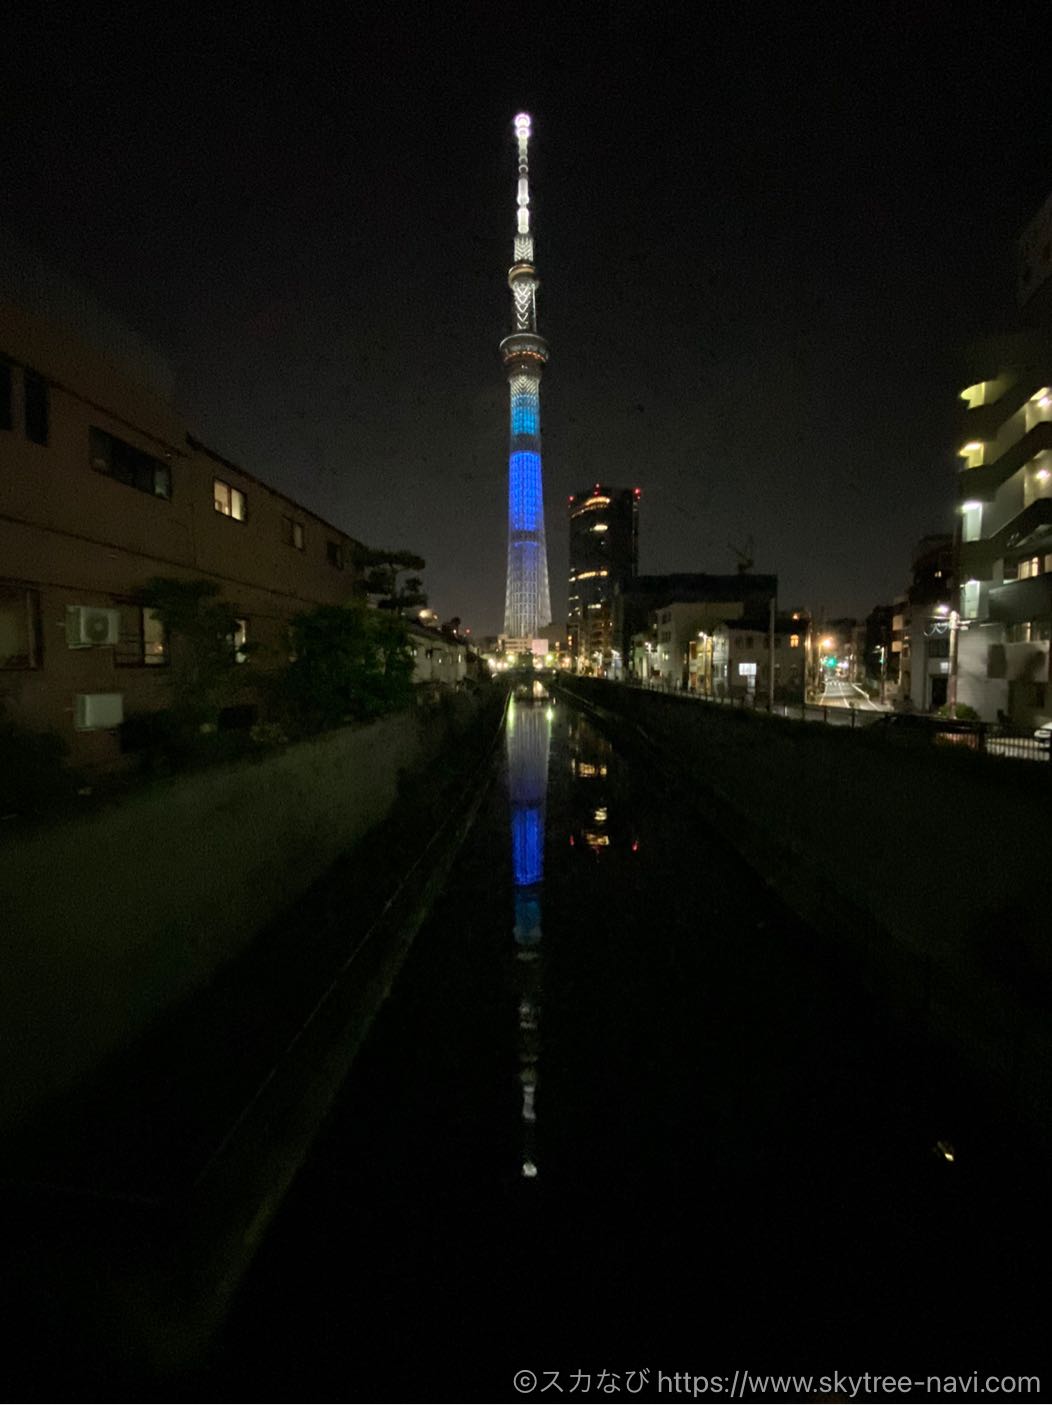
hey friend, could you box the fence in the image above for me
[618,678,1052,759]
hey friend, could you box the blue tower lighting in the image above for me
[501,112,551,643]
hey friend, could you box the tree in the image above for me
[279,600,415,731]
[139,578,249,732]
[356,547,428,613]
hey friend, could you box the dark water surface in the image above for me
[198,695,1047,1400]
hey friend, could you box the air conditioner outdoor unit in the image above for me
[74,693,124,730]
[66,605,121,648]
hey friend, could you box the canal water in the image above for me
[203,691,1047,1398]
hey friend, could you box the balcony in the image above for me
[975,497,1052,559]
[987,574,1052,625]
[960,420,1052,500]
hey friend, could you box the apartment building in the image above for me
[953,336,1052,724]
[1,298,365,772]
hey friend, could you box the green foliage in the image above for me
[935,702,980,721]
[0,706,73,816]
[139,578,249,732]
[356,546,428,612]
[279,600,415,731]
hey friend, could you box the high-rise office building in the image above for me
[567,485,639,671]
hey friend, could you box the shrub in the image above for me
[935,702,980,721]
[0,709,73,816]
[277,601,415,733]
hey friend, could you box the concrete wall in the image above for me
[0,699,478,1129]
[562,677,1052,1132]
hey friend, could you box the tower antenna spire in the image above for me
[501,112,551,644]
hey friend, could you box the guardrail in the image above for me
[590,677,1052,760]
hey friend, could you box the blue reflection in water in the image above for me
[505,694,552,1178]
[506,696,552,942]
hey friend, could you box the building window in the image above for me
[1019,556,1043,580]
[231,618,249,664]
[24,370,49,445]
[961,503,982,543]
[927,636,950,658]
[0,362,12,432]
[0,583,42,669]
[281,515,305,550]
[790,633,800,648]
[91,427,172,499]
[115,605,168,667]
[327,541,345,570]
[214,478,246,520]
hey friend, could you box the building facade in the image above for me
[891,535,955,712]
[1,298,372,773]
[708,616,805,699]
[616,573,777,680]
[566,484,639,672]
[953,337,1052,725]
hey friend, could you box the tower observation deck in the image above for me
[501,112,551,644]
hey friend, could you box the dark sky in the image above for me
[3,6,1049,630]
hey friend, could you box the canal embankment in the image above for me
[0,690,499,1133]
[558,677,1052,1135]
[1,685,507,1379]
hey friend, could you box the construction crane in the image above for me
[728,536,755,575]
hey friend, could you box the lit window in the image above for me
[115,605,168,667]
[961,501,982,543]
[790,634,800,648]
[231,618,249,664]
[282,515,305,550]
[214,478,246,520]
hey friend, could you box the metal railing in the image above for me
[591,676,1052,760]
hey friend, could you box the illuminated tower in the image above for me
[501,112,551,643]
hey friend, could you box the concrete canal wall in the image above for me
[0,692,484,1129]
[562,677,1052,1132]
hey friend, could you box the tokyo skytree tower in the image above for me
[501,112,551,641]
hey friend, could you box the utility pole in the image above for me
[768,594,775,710]
[947,609,960,715]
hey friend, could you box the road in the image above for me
[818,676,885,710]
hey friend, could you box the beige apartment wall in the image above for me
[2,305,367,770]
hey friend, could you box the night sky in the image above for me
[3,6,1049,632]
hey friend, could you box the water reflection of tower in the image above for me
[505,693,553,1179]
